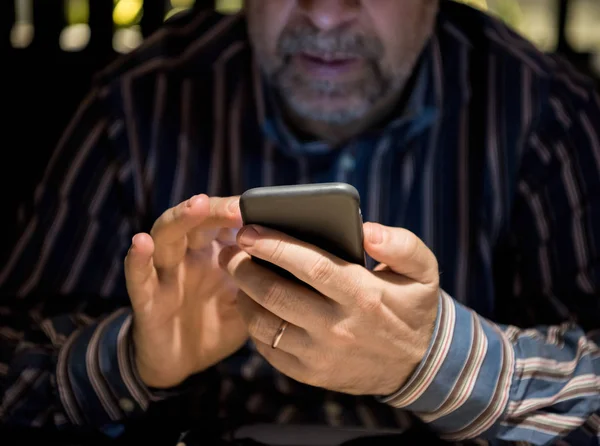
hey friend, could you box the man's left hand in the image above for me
[219,222,440,396]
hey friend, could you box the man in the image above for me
[0,0,598,444]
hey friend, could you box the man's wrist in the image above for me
[57,308,152,426]
[378,290,448,404]
[376,289,441,396]
[379,291,516,440]
[131,341,215,400]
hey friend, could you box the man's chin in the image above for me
[284,95,370,125]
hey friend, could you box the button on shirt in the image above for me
[0,3,599,445]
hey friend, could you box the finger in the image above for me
[186,196,242,250]
[151,195,209,245]
[363,222,439,285]
[187,227,239,253]
[186,228,219,252]
[219,245,335,329]
[235,226,365,305]
[124,233,157,313]
[151,195,241,268]
[236,291,312,356]
[216,227,240,246]
[253,339,310,384]
[151,195,210,269]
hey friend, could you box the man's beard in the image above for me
[267,25,398,125]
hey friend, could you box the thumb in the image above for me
[363,222,438,285]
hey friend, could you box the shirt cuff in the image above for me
[56,308,159,427]
[380,290,516,441]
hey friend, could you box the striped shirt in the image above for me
[1,2,599,444]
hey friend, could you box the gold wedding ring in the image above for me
[271,320,289,349]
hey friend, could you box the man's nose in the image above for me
[298,0,360,32]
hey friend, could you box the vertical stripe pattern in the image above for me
[0,4,598,445]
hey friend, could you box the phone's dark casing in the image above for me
[240,183,366,281]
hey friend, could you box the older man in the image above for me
[1,1,599,445]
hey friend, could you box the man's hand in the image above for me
[219,222,440,396]
[125,195,248,389]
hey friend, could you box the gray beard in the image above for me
[272,62,394,125]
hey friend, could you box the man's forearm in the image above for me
[1,306,153,431]
[495,322,599,442]
[380,291,600,444]
[58,307,153,427]
[60,307,220,432]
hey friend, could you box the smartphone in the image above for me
[239,183,366,282]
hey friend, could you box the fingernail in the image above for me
[186,195,199,208]
[369,224,384,244]
[238,226,258,247]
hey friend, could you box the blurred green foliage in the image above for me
[65,0,89,24]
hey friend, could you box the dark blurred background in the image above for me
[1,0,599,227]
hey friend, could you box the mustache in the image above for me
[277,25,384,60]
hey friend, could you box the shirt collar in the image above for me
[259,39,438,157]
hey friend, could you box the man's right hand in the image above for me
[124,195,249,389]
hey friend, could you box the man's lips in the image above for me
[292,52,362,77]
[300,50,359,62]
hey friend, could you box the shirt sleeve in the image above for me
[382,75,600,443]
[0,87,162,432]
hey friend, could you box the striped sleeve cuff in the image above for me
[380,290,516,441]
[56,307,157,427]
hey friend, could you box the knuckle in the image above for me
[128,261,154,285]
[330,323,356,348]
[306,256,334,283]
[356,292,381,312]
[341,267,366,299]
[150,206,178,238]
[212,199,227,219]
[328,323,362,360]
[260,278,289,310]
[213,196,227,214]
[399,230,421,261]
[267,238,286,264]
[171,202,187,222]
[317,308,338,334]
[154,244,185,269]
